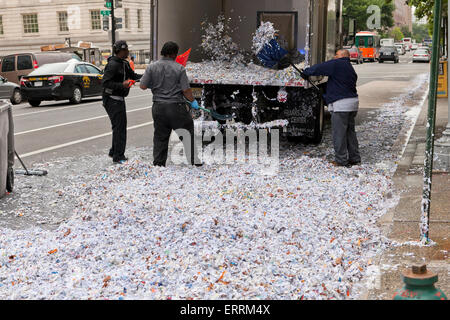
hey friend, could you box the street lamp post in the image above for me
[434,3,450,172]
[421,0,443,244]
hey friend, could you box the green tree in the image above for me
[407,0,447,36]
[412,22,431,42]
[407,0,448,20]
[343,0,395,33]
[401,25,412,38]
[390,26,405,41]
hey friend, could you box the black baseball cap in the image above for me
[114,40,129,53]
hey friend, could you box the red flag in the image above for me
[176,48,191,67]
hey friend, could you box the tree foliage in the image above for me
[401,25,412,38]
[412,22,431,42]
[390,26,405,40]
[408,0,446,46]
[343,0,395,33]
[407,0,448,20]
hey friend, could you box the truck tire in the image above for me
[6,168,14,193]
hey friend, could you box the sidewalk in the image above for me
[365,97,450,299]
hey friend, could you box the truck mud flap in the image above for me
[282,87,324,143]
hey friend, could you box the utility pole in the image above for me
[111,1,116,51]
[434,3,450,172]
[150,0,158,61]
[420,0,442,244]
[150,0,154,61]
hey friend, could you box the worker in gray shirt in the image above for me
[140,41,201,167]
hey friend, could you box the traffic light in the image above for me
[115,0,123,8]
[103,15,110,31]
[114,17,123,29]
[104,1,112,9]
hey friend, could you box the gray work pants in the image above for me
[330,111,361,165]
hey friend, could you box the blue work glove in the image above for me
[257,38,289,69]
[190,100,200,110]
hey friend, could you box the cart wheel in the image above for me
[6,168,14,193]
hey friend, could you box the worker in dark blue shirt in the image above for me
[302,49,361,167]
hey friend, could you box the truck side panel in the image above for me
[155,0,342,65]
[223,0,310,55]
[156,0,223,62]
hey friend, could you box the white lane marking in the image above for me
[15,106,152,136]
[19,121,154,158]
[13,93,151,117]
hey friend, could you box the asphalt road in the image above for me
[11,51,429,166]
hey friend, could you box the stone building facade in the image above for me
[0,0,151,63]
[393,0,413,32]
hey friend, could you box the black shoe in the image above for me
[108,150,114,158]
[194,163,204,167]
[153,163,166,167]
[113,156,128,164]
[330,161,351,168]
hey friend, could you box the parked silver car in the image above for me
[0,75,23,104]
[412,49,431,63]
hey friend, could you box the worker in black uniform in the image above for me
[102,40,142,164]
[140,41,201,167]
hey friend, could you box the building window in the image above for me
[23,14,39,34]
[90,10,101,30]
[0,16,3,35]
[124,8,130,29]
[137,9,142,29]
[58,11,69,32]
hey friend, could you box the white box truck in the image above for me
[380,38,395,47]
[151,0,344,143]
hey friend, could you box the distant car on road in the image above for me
[0,52,81,85]
[418,46,432,55]
[348,46,364,64]
[402,37,412,51]
[411,43,419,50]
[412,49,431,63]
[20,60,103,107]
[394,44,406,55]
[0,75,23,104]
[378,46,399,63]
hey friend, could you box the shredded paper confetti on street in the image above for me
[0,74,429,300]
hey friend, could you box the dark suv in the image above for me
[378,46,399,63]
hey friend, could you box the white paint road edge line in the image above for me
[13,93,151,117]
[15,106,152,136]
[19,121,154,159]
